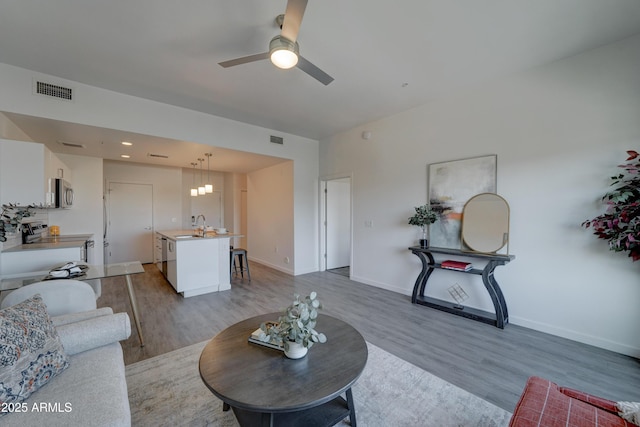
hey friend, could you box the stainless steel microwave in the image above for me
[51,178,74,208]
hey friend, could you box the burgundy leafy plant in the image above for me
[582,150,640,261]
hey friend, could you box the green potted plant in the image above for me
[0,204,35,242]
[259,291,327,359]
[408,204,438,248]
[582,150,640,261]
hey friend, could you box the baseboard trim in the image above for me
[350,274,411,296]
[509,315,639,358]
[247,257,294,276]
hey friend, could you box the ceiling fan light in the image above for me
[269,36,299,69]
[271,49,298,69]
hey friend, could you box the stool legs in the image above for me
[230,249,251,281]
[238,253,250,280]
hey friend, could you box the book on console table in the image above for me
[440,260,473,271]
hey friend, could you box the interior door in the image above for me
[107,182,154,264]
[325,178,351,270]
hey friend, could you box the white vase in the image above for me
[284,341,308,359]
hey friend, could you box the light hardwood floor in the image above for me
[98,262,640,413]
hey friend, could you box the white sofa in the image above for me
[2,307,132,426]
[0,279,97,316]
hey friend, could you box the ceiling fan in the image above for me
[218,0,334,85]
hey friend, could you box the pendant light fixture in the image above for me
[204,153,214,193]
[198,158,206,195]
[190,162,198,197]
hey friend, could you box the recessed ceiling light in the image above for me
[120,154,131,159]
[121,141,133,146]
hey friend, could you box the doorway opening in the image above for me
[320,176,352,277]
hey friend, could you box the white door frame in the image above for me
[319,174,353,273]
[105,180,154,264]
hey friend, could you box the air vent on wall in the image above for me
[57,140,85,148]
[34,80,74,101]
[270,135,284,145]
[147,153,169,159]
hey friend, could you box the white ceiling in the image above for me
[2,112,289,173]
[1,0,640,170]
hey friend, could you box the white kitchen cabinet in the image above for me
[0,139,71,207]
[174,238,221,297]
[158,231,231,297]
[154,232,163,271]
[166,238,177,288]
[0,139,46,206]
[0,247,83,276]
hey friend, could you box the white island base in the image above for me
[158,230,235,297]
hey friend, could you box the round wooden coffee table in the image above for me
[199,313,368,426]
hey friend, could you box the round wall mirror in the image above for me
[461,193,510,254]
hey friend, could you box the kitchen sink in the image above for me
[175,234,202,239]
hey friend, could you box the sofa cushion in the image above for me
[1,342,131,426]
[0,294,69,409]
[55,311,131,355]
[559,385,620,413]
[510,376,633,427]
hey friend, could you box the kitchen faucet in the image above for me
[196,214,206,237]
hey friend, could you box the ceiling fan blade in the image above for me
[281,0,308,42]
[297,55,334,85]
[219,52,270,68]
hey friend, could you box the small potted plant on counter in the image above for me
[259,292,327,359]
[408,204,438,248]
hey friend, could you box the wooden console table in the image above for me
[409,247,515,328]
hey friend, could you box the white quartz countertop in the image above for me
[2,234,93,253]
[157,230,239,241]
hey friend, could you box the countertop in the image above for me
[2,234,93,253]
[157,230,240,241]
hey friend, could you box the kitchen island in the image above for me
[156,230,238,297]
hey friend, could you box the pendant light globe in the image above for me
[204,153,214,193]
[190,162,199,197]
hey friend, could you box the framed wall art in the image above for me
[428,155,497,249]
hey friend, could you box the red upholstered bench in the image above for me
[510,376,638,426]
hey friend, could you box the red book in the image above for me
[440,260,473,271]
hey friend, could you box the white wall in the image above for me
[320,35,640,357]
[104,161,183,237]
[48,154,103,264]
[248,161,295,274]
[181,168,225,229]
[224,172,247,249]
[0,113,32,141]
[0,62,319,275]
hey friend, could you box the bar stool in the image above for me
[230,247,251,281]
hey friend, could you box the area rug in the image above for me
[126,341,512,426]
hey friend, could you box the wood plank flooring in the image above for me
[98,262,640,413]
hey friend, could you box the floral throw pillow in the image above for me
[0,294,69,411]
